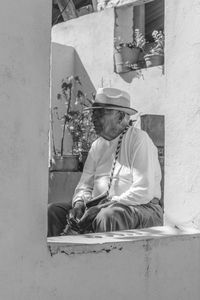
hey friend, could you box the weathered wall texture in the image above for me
[45,234,200,300]
[1,1,200,300]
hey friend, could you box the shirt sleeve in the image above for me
[72,142,97,206]
[111,132,161,206]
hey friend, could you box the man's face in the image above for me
[91,108,119,140]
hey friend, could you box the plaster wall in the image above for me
[0,1,200,300]
[0,0,51,299]
[164,0,200,226]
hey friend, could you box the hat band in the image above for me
[92,102,130,110]
[95,94,130,107]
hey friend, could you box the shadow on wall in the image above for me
[74,49,96,98]
[50,43,96,158]
[49,44,96,204]
[118,69,144,83]
[51,43,75,156]
[117,64,164,83]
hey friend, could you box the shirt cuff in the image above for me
[72,198,85,207]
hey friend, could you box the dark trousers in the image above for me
[48,200,163,237]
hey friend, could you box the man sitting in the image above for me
[48,87,163,236]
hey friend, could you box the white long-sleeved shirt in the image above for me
[72,126,161,207]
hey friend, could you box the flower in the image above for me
[51,75,97,159]
[147,30,165,55]
[115,29,146,51]
[132,29,146,50]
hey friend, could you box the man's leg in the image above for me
[92,203,139,232]
[92,202,163,233]
[48,202,71,237]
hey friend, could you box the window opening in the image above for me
[48,0,165,238]
[52,0,95,25]
[114,0,165,73]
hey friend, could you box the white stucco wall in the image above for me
[1,1,200,300]
[0,0,51,298]
[164,1,200,226]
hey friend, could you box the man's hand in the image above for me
[69,200,85,221]
[78,196,113,229]
[78,206,101,231]
[99,196,111,206]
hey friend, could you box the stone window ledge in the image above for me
[47,226,200,256]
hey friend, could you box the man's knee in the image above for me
[95,207,114,223]
[48,203,56,216]
[92,206,121,232]
[48,202,71,220]
[48,202,71,237]
[48,203,60,220]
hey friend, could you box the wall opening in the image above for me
[48,0,165,239]
[114,0,165,73]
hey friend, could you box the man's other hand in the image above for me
[78,206,101,230]
[78,198,113,229]
[69,200,85,221]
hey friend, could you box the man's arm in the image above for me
[71,143,97,207]
[111,131,161,206]
[69,148,96,220]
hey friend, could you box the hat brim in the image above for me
[84,104,137,115]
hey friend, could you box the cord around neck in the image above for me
[107,125,129,195]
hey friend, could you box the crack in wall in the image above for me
[49,244,124,256]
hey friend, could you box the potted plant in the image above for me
[50,76,97,172]
[114,29,146,73]
[144,30,164,68]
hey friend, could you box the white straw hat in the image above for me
[85,87,137,115]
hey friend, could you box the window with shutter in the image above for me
[114,0,164,73]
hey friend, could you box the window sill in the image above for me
[47,226,200,256]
